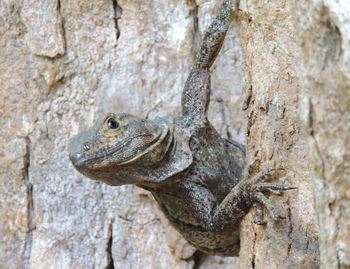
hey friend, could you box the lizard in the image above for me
[68,0,294,256]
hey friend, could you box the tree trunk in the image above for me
[239,1,320,268]
[292,1,350,268]
[239,0,350,268]
[1,0,349,268]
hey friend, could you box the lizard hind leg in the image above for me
[245,168,297,223]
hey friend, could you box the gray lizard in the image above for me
[68,0,294,256]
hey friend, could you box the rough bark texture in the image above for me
[1,0,350,268]
[0,0,241,268]
[239,1,320,268]
[239,0,350,269]
[292,1,350,268]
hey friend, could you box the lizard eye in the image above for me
[107,117,120,129]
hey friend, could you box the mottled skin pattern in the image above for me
[68,0,293,256]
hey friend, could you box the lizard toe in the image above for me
[252,202,266,225]
[253,192,285,221]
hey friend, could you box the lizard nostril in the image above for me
[83,143,91,151]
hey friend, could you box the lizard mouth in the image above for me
[70,134,158,169]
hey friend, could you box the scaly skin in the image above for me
[68,0,294,256]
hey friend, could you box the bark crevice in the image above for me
[191,250,206,269]
[190,0,200,52]
[57,0,66,56]
[112,0,122,40]
[106,222,114,269]
[309,102,326,177]
[286,208,293,257]
[23,137,35,269]
[251,232,257,269]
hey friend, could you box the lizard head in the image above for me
[68,113,187,186]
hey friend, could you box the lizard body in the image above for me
[68,0,293,256]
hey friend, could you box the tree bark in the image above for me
[239,0,350,268]
[239,1,320,268]
[292,1,350,268]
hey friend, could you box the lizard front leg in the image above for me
[181,0,239,122]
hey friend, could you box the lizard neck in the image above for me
[131,116,193,186]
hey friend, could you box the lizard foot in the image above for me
[246,168,296,225]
